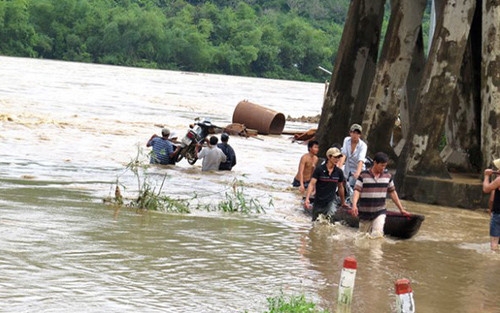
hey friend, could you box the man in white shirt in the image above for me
[196,136,227,171]
[340,123,368,191]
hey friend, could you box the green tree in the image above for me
[163,3,215,71]
[0,0,368,82]
[98,4,168,67]
[251,23,281,78]
[278,15,333,80]
[211,3,261,75]
[0,0,37,57]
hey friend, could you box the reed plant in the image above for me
[243,292,328,313]
[109,146,271,214]
[215,179,271,214]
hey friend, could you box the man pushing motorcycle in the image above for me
[147,128,181,165]
[195,136,227,171]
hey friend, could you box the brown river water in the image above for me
[0,56,499,313]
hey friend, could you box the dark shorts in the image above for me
[292,178,310,188]
[490,213,500,237]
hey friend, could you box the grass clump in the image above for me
[135,185,192,213]
[243,292,328,313]
[107,146,272,214]
[265,294,328,313]
[215,179,271,214]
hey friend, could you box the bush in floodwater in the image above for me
[215,179,270,214]
[244,292,328,313]
[134,184,191,213]
[106,145,192,213]
[111,146,271,214]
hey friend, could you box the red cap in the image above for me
[343,257,357,269]
[395,279,412,295]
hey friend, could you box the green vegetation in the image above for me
[245,292,329,313]
[105,145,271,213]
[265,293,327,313]
[1,1,433,82]
[0,1,431,82]
[0,0,349,82]
[216,181,270,213]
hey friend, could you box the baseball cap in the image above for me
[350,124,362,133]
[168,131,177,140]
[161,128,170,136]
[494,158,500,169]
[326,147,342,158]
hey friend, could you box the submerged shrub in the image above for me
[242,292,328,313]
[107,146,272,214]
[215,179,270,214]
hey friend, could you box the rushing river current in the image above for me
[0,56,499,313]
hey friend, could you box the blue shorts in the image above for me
[490,213,500,237]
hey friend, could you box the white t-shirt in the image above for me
[198,146,227,171]
[341,137,368,176]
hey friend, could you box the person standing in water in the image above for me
[196,136,227,171]
[293,140,319,194]
[482,158,500,251]
[217,133,237,171]
[340,123,368,192]
[304,147,347,221]
[147,128,180,165]
[350,152,409,238]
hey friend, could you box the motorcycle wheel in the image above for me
[175,150,185,163]
[187,156,198,165]
[185,145,198,165]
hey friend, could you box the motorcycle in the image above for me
[175,119,220,165]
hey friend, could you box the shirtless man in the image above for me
[483,158,500,251]
[292,140,319,193]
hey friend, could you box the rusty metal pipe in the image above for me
[232,100,285,135]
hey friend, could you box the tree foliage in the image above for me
[0,0,349,81]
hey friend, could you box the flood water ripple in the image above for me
[1,56,499,313]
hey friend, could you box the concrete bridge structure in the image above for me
[316,0,499,209]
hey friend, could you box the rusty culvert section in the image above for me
[232,100,286,135]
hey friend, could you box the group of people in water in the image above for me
[146,123,500,250]
[293,123,500,250]
[294,123,408,238]
[146,128,237,171]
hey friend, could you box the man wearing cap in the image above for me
[304,147,348,221]
[217,133,237,171]
[146,128,180,165]
[340,123,368,192]
[482,158,500,251]
[167,131,181,164]
[168,131,178,143]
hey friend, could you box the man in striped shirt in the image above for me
[350,152,409,238]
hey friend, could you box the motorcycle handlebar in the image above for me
[196,121,213,127]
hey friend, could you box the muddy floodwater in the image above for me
[0,56,499,313]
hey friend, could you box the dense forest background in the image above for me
[0,0,430,82]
